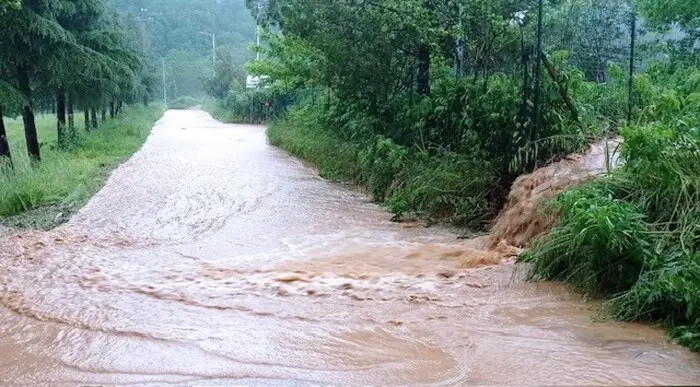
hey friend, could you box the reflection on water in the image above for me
[0,110,697,386]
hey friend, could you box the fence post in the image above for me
[627,8,637,124]
[532,0,544,141]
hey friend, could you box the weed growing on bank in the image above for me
[0,105,165,229]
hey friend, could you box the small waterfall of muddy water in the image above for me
[1,110,698,386]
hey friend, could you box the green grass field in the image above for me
[0,105,165,229]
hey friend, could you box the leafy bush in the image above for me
[212,88,299,124]
[521,183,651,295]
[359,136,408,202]
[392,151,496,227]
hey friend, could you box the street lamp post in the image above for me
[199,31,216,76]
[162,57,167,106]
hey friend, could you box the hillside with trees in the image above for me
[110,0,257,102]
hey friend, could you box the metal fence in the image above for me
[532,0,698,129]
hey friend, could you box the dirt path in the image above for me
[0,110,698,386]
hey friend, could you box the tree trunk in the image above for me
[90,107,98,129]
[417,43,431,96]
[110,101,115,119]
[541,52,578,121]
[0,105,12,167]
[17,64,41,161]
[56,88,67,147]
[67,93,74,133]
[101,107,107,122]
[84,108,90,132]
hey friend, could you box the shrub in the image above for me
[394,151,496,227]
[520,183,652,296]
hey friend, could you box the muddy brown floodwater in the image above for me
[1,110,699,386]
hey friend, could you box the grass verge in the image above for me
[202,97,236,123]
[267,105,498,229]
[0,104,165,229]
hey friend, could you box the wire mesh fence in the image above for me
[532,0,698,130]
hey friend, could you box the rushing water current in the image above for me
[1,110,698,386]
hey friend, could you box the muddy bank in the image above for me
[0,111,697,385]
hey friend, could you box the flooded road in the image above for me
[1,110,698,385]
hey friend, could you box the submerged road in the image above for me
[0,110,698,385]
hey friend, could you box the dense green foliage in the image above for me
[0,0,20,11]
[0,105,164,229]
[213,88,296,124]
[241,0,639,225]
[521,58,700,350]
[638,0,699,29]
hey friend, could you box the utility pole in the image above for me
[162,57,167,106]
[256,25,261,61]
[212,32,217,76]
[199,31,217,76]
[256,1,263,61]
[136,8,153,51]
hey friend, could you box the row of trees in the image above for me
[0,0,153,165]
